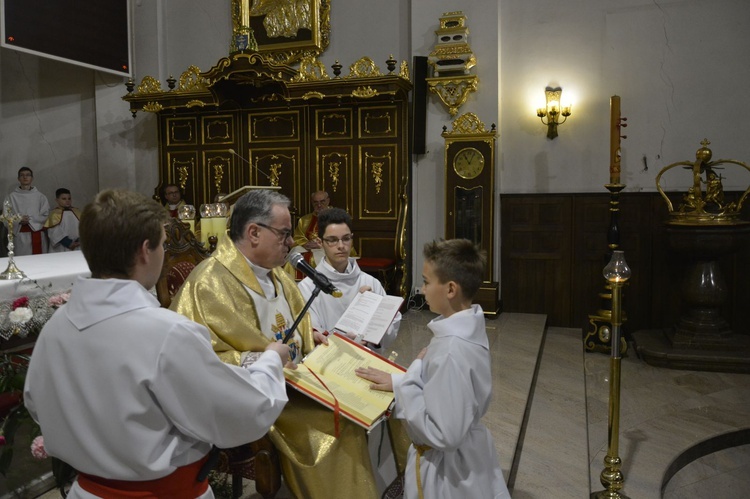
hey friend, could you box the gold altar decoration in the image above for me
[0,200,25,280]
[231,0,331,65]
[656,139,750,225]
[426,11,478,116]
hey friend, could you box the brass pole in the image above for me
[593,281,628,499]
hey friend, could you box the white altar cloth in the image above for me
[0,252,90,301]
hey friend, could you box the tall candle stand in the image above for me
[584,96,628,354]
[0,201,26,280]
[593,250,631,499]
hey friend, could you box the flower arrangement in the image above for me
[0,281,70,341]
[0,281,73,492]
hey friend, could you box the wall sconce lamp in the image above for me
[536,86,572,140]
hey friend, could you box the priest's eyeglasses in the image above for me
[256,222,293,241]
[322,234,354,246]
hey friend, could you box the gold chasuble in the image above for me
[170,236,378,498]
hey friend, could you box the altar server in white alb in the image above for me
[44,188,81,252]
[297,207,401,351]
[24,189,292,499]
[297,207,407,494]
[357,239,511,499]
[5,166,50,255]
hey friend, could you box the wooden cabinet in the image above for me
[123,52,412,297]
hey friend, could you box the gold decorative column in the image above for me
[593,250,631,499]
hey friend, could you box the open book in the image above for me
[332,291,403,345]
[284,333,405,430]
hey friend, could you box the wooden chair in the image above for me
[357,256,397,292]
[156,218,282,499]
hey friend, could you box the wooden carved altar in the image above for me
[122,52,412,298]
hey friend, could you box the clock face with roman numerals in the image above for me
[452,147,485,179]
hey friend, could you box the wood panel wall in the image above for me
[501,192,750,337]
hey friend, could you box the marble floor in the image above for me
[24,309,750,499]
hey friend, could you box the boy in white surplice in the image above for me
[357,239,511,499]
[44,188,81,252]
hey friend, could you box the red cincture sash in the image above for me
[76,454,210,498]
[19,225,44,254]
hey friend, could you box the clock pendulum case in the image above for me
[442,112,499,315]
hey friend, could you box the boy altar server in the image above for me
[24,189,291,498]
[357,239,511,499]
[44,188,81,252]
[6,167,50,255]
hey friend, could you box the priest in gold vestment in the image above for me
[171,189,380,498]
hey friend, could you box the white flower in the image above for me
[9,307,33,324]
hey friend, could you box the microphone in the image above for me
[228,148,272,182]
[287,253,342,298]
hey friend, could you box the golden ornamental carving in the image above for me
[292,55,330,82]
[372,162,384,194]
[178,65,206,92]
[328,161,340,192]
[231,0,331,65]
[143,102,164,113]
[137,76,163,94]
[347,57,382,78]
[171,158,193,191]
[301,91,325,100]
[656,139,750,225]
[186,100,207,108]
[426,75,478,116]
[269,162,281,187]
[442,112,495,138]
[212,160,225,194]
[399,60,410,80]
[352,86,378,99]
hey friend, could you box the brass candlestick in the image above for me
[584,96,628,354]
[0,200,26,280]
[593,250,631,499]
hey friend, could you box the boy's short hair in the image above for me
[56,188,71,198]
[317,207,353,237]
[80,189,168,279]
[423,239,486,299]
[17,167,32,177]
[229,189,290,242]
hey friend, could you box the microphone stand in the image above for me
[283,285,322,344]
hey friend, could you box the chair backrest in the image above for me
[156,218,211,308]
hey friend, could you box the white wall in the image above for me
[1,0,748,292]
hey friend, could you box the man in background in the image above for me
[163,183,185,218]
[6,167,50,255]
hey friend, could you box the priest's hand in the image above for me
[355,366,393,392]
[265,341,294,369]
[358,285,372,294]
[304,238,322,250]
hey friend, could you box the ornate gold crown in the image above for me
[656,139,750,225]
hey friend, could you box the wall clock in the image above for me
[453,146,485,179]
